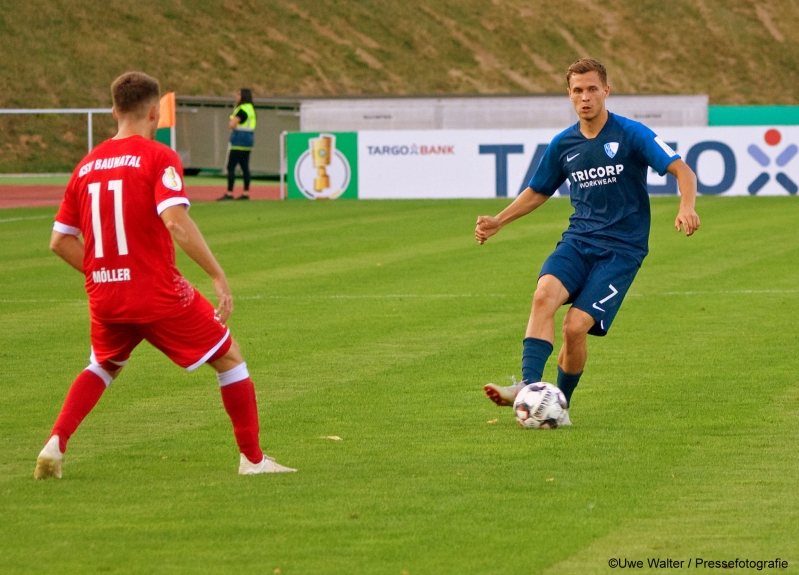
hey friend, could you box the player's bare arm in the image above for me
[160,205,234,323]
[475,187,549,244]
[50,231,84,272]
[667,159,700,236]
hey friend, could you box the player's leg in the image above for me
[525,242,589,386]
[34,364,123,479]
[142,291,294,474]
[35,322,138,479]
[563,248,641,407]
[526,274,570,341]
[49,362,124,453]
[556,307,595,406]
[523,273,571,378]
[237,151,251,200]
[485,274,570,406]
[209,342,295,474]
[209,339,261,465]
[486,241,588,406]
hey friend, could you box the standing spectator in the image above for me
[218,88,256,200]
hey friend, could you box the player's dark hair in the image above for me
[566,58,607,87]
[239,88,253,104]
[111,72,161,117]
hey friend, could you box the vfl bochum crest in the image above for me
[604,142,619,158]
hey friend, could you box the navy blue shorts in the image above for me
[539,239,641,336]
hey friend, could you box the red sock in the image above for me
[220,378,263,464]
[51,369,108,452]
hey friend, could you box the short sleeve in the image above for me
[236,109,248,123]
[54,171,81,235]
[153,148,190,215]
[629,122,680,176]
[529,135,567,196]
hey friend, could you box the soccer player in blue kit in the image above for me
[475,58,700,418]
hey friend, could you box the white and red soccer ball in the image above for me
[513,382,568,429]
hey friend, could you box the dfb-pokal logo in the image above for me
[294,134,352,200]
[747,129,798,195]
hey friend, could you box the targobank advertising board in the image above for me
[286,127,799,199]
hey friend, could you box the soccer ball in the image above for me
[513,382,568,429]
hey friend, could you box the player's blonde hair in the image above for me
[566,58,607,87]
[111,72,160,117]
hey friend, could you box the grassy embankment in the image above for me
[2,0,799,172]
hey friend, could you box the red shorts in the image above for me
[90,290,232,372]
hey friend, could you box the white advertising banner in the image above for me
[357,126,799,199]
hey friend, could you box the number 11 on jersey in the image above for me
[88,179,128,258]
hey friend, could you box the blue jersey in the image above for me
[530,113,679,262]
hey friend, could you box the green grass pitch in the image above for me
[1,197,798,574]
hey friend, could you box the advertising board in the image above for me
[285,127,799,199]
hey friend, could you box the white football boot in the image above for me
[484,380,527,406]
[560,410,572,426]
[239,453,296,475]
[34,435,64,479]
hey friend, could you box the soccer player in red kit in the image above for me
[34,72,295,478]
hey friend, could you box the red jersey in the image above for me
[55,136,194,323]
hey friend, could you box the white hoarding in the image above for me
[358,126,799,199]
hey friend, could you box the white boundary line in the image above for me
[0,299,86,303]
[244,290,799,299]
[2,290,798,305]
[627,289,799,297]
[240,293,510,300]
[0,173,71,178]
[0,215,53,224]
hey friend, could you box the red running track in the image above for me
[0,185,282,209]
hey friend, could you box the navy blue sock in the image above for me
[521,337,553,383]
[557,366,582,406]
